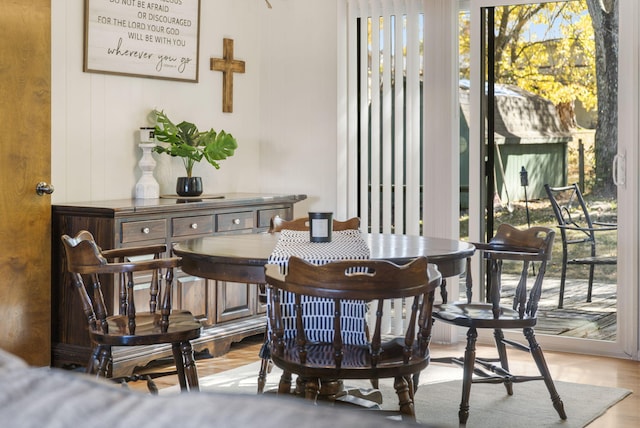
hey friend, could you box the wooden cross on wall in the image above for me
[210,38,245,113]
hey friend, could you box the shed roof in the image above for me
[459,80,572,145]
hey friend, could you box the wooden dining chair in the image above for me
[544,183,617,308]
[61,230,201,392]
[269,216,361,233]
[432,224,566,424]
[264,256,441,420]
[257,216,362,393]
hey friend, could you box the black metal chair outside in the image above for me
[544,183,617,308]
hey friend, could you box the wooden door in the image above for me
[0,1,51,366]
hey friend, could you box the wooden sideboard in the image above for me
[51,193,306,376]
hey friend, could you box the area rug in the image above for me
[162,361,631,427]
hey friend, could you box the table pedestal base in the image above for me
[295,377,383,408]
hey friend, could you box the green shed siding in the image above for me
[495,142,567,203]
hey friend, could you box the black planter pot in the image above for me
[176,177,203,197]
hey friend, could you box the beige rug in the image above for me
[162,361,631,427]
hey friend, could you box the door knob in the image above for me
[36,182,55,196]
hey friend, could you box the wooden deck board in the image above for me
[463,272,618,341]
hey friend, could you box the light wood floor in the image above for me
[130,335,639,427]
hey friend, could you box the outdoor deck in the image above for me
[461,273,617,341]
[535,274,617,341]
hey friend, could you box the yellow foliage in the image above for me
[459,1,596,113]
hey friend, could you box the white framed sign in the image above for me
[84,0,200,82]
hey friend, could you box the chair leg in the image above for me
[257,358,271,393]
[181,341,199,392]
[96,345,112,378]
[587,264,595,302]
[524,328,567,420]
[459,328,478,425]
[439,277,448,304]
[87,346,101,375]
[257,334,271,393]
[413,289,436,391]
[278,370,293,394]
[493,328,513,395]
[410,373,419,393]
[172,341,200,392]
[370,378,380,389]
[394,376,416,420]
[304,377,320,402]
[559,252,568,309]
[145,375,159,395]
[172,343,188,391]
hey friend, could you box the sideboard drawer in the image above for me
[172,215,214,237]
[257,207,291,229]
[121,219,167,243]
[216,211,254,232]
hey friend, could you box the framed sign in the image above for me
[84,0,200,82]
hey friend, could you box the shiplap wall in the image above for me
[50,0,337,217]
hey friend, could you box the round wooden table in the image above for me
[173,232,475,283]
[173,232,475,396]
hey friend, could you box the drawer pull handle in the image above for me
[233,218,241,225]
[142,227,150,234]
[190,223,198,230]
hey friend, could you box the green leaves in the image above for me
[152,109,238,177]
[459,1,597,113]
[203,130,238,164]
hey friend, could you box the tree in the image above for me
[586,0,618,195]
[490,3,598,122]
[460,2,597,112]
[459,0,618,195]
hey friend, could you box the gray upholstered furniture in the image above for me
[0,347,407,427]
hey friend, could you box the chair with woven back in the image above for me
[264,256,441,420]
[432,224,566,424]
[544,183,617,308]
[61,230,201,392]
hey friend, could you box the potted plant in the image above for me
[152,109,238,196]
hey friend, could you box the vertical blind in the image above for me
[342,0,460,340]
[345,0,425,236]
[345,0,426,335]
